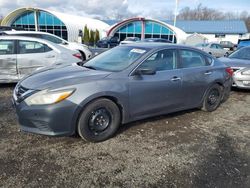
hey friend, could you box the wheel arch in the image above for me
[71,94,128,134]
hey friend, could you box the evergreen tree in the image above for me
[89,30,95,46]
[95,29,100,44]
[83,25,90,45]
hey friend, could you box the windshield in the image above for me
[84,46,148,72]
[195,43,209,47]
[229,47,250,60]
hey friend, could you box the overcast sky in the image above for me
[0,0,249,19]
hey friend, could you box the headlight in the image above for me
[25,89,75,106]
[241,69,250,75]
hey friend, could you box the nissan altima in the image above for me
[13,43,232,142]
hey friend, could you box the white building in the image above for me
[165,20,249,44]
[1,7,110,42]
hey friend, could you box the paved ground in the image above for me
[0,84,249,188]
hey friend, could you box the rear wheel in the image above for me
[77,98,121,142]
[202,84,222,112]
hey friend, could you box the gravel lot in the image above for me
[0,84,250,188]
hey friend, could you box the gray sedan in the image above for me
[13,43,232,142]
[195,43,229,58]
[0,35,82,83]
[219,46,250,89]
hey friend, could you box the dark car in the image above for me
[13,43,232,142]
[96,36,119,48]
[220,41,237,51]
[141,38,172,43]
[219,46,250,89]
[237,39,250,49]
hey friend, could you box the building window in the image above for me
[215,34,225,38]
[113,20,176,43]
[11,10,68,40]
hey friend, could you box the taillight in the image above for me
[226,67,233,77]
[73,53,82,60]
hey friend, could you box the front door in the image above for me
[129,49,183,119]
[0,40,18,82]
[17,40,57,79]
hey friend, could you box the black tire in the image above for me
[202,84,223,112]
[77,98,121,142]
[224,52,229,57]
[79,51,86,61]
[221,85,231,103]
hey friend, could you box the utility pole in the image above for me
[173,0,178,43]
[173,0,178,27]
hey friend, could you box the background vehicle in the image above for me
[195,43,229,58]
[141,38,172,43]
[220,41,237,51]
[2,31,92,60]
[219,46,250,89]
[237,39,250,49]
[13,43,232,142]
[96,36,119,48]
[120,37,140,45]
[0,35,82,83]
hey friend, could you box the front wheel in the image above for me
[77,98,121,142]
[202,84,222,112]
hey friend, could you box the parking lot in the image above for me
[0,84,249,187]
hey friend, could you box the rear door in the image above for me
[16,40,57,79]
[129,49,183,119]
[178,49,214,107]
[0,39,18,82]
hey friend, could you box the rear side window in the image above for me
[179,50,207,68]
[41,34,63,44]
[18,41,52,54]
[0,40,15,55]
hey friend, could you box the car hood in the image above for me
[20,65,111,90]
[218,57,250,68]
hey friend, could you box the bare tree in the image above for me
[177,3,225,20]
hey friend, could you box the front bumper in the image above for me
[13,97,78,136]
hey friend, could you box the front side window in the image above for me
[180,50,207,68]
[0,40,15,55]
[139,49,177,71]
[18,41,52,54]
[211,44,217,49]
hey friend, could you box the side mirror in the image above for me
[134,68,156,75]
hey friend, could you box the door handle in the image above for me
[6,58,16,61]
[45,55,55,58]
[204,71,212,75]
[171,76,181,81]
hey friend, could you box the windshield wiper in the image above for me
[83,65,96,70]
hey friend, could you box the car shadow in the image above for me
[116,108,199,136]
[231,87,250,93]
[0,83,16,88]
[193,133,250,187]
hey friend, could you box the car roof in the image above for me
[4,30,56,36]
[0,35,55,44]
[3,30,66,40]
[0,35,72,53]
[123,42,193,49]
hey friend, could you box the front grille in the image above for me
[16,86,29,98]
[14,85,35,103]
